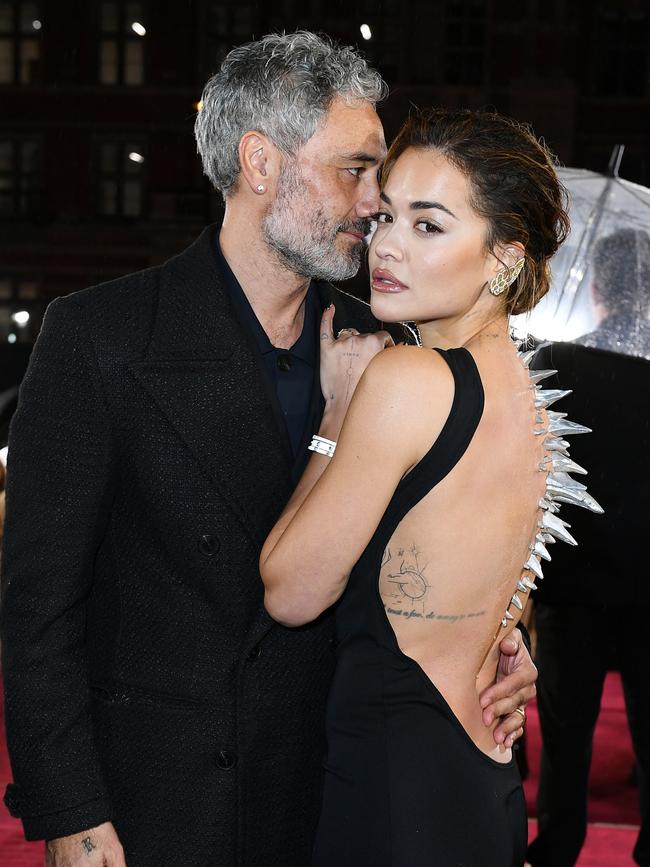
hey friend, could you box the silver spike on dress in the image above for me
[528,368,558,384]
[534,388,573,409]
[500,340,602,630]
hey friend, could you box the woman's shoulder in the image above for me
[360,344,456,429]
[365,344,455,394]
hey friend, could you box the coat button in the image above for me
[247,644,262,662]
[215,750,236,770]
[276,353,292,372]
[198,534,220,557]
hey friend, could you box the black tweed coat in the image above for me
[0,225,411,866]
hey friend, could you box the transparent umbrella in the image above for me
[513,153,650,360]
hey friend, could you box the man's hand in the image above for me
[45,822,126,867]
[479,628,538,748]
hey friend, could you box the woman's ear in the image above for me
[487,241,526,281]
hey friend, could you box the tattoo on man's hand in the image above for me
[81,836,96,856]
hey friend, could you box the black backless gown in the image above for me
[311,348,527,867]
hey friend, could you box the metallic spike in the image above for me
[519,349,537,368]
[539,510,578,545]
[547,472,587,491]
[546,486,604,514]
[535,533,546,543]
[539,497,552,510]
[524,555,544,580]
[517,580,529,593]
[544,511,570,529]
[522,576,538,590]
[534,541,552,561]
[511,593,524,610]
[544,436,570,453]
[505,610,514,621]
[528,368,558,384]
[535,412,544,424]
[518,341,551,367]
[547,410,567,420]
[542,532,556,544]
[501,617,508,627]
[550,454,588,475]
[534,388,572,409]
[548,417,592,436]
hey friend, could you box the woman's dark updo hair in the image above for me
[381,108,570,315]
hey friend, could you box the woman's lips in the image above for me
[371,268,408,293]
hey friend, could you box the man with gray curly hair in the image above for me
[2,30,537,867]
[195,30,388,285]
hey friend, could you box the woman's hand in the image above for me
[319,305,394,419]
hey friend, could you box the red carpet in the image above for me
[524,671,641,826]
[529,820,640,867]
[0,673,641,866]
[525,671,641,865]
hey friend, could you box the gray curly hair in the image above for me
[194,31,388,196]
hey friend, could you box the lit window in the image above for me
[0,0,42,85]
[0,139,43,217]
[97,141,146,218]
[99,0,145,86]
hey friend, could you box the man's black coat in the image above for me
[0,225,410,866]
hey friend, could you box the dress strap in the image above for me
[382,347,485,526]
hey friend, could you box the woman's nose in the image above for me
[373,227,403,262]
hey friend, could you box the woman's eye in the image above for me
[374,212,392,224]
[415,220,442,234]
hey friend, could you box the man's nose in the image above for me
[354,174,381,218]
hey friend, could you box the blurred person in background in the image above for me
[577,228,650,354]
[0,32,537,867]
[527,228,650,867]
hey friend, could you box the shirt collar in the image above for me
[215,234,318,366]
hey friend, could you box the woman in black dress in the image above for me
[260,109,593,866]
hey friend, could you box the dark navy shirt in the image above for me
[215,237,319,457]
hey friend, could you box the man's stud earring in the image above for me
[256,184,265,193]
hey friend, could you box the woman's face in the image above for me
[368,147,501,324]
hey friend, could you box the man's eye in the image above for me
[346,167,363,177]
[415,220,442,234]
[374,212,392,224]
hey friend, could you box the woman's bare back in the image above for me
[379,336,548,760]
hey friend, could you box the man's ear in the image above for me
[238,131,280,196]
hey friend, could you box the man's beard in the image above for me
[262,161,367,282]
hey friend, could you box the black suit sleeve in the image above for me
[1,297,116,840]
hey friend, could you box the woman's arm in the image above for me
[260,338,454,627]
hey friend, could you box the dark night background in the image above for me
[1,0,649,439]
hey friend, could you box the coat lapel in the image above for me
[127,225,293,548]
